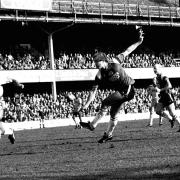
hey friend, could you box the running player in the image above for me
[147,81,162,127]
[80,26,144,143]
[0,78,24,144]
[153,64,180,130]
[0,86,15,144]
[67,92,82,129]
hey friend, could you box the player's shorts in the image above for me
[151,98,158,108]
[73,111,81,116]
[159,93,174,107]
[102,85,135,107]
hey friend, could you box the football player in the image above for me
[153,64,180,130]
[67,92,82,129]
[0,78,24,144]
[147,81,163,127]
[80,26,144,143]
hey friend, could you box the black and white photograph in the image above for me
[0,0,180,179]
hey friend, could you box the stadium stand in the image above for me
[53,0,179,7]
[1,86,180,122]
[0,0,180,124]
[0,52,180,70]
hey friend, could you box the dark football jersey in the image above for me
[155,74,171,95]
[2,81,23,98]
[94,63,135,92]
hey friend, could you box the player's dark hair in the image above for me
[93,52,108,62]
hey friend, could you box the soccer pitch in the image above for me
[0,118,180,179]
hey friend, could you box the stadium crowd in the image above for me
[1,48,180,123]
[2,87,180,123]
[0,52,180,70]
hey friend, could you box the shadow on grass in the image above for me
[1,165,180,180]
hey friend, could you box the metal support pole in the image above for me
[48,33,57,101]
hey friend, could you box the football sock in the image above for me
[161,111,172,121]
[91,109,106,128]
[149,112,154,126]
[172,115,180,124]
[106,117,118,136]
[159,116,163,124]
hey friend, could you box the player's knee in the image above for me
[110,114,118,122]
[149,108,153,114]
[168,110,176,117]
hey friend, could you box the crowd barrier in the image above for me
[0,67,180,84]
[5,110,180,131]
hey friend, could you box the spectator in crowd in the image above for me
[1,86,180,123]
[0,50,180,70]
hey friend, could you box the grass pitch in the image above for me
[0,118,180,179]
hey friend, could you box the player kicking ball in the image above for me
[80,26,144,143]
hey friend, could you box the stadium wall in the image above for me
[6,110,180,131]
[0,67,180,84]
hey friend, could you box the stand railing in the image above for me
[52,0,180,19]
[0,0,179,25]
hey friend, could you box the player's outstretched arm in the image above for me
[117,26,144,59]
[10,79,24,89]
[0,77,24,89]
